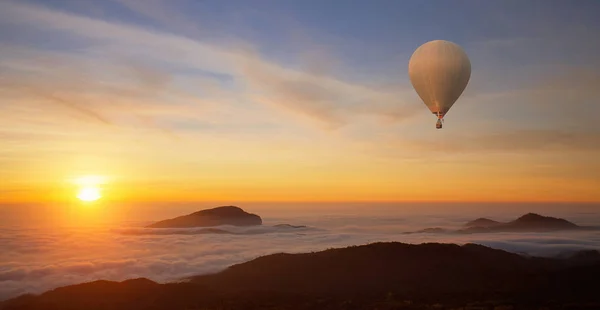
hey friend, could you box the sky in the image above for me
[1,0,600,203]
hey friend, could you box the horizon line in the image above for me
[1,200,599,206]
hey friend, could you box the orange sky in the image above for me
[1,1,600,204]
[4,148,600,203]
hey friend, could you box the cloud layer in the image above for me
[1,205,599,300]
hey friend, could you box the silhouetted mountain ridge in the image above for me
[146,206,262,228]
[4,242,600,309]
[555,249,600,265]
[411,213,588,234]
[511,212,578,227]
[190,242,557,295]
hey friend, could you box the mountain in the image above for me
[459,213,580,233]
[3,242,600,310]
[506,212,579,230]
[146,206,262,228]
[409,213,585,235]
[555,249,600,265]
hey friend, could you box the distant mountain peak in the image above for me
[147,206,262,228]
[511,213,578,228]
[412,213,583,235]
[514,213,546,222]
[191,206,247,216]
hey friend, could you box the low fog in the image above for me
[1,202,599,300]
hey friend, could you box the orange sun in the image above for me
[72,175,106,202]
[77,186,101,202]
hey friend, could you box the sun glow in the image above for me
[77,187,101,202]
[71,175,106,202]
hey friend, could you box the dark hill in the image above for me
[4,242,600,310]
[555,249,600,265]
[459,213,580,233]
[411,213,585,234]
[506,213,579,230]
[191,242,540,295]
[146,206,262,228]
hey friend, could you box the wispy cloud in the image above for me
[111,0,205,39]
[1,0,600,202]
[4,0,593,140]
[240,53,420,129]
[0,0,418,132]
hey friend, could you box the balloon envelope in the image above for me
[408,40,471,119]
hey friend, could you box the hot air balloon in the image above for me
[408,40,471,129]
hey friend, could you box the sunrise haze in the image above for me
[1,0,600,203]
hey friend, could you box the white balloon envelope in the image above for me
[408,40,471,129]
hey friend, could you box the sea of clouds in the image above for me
[1,203,599,300]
